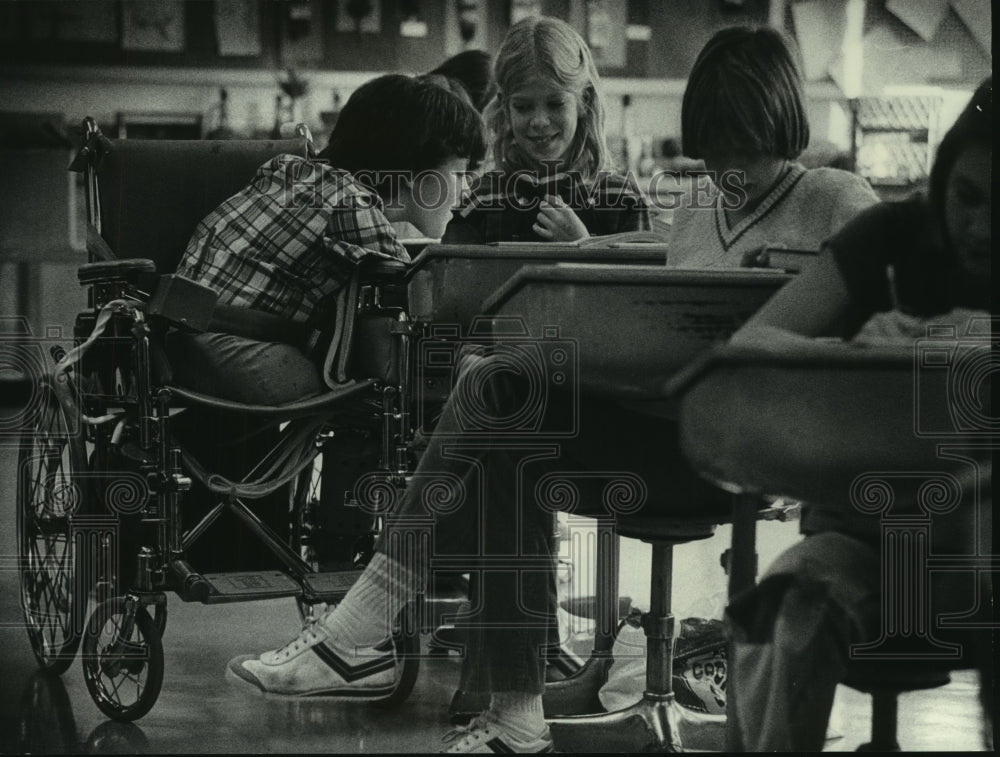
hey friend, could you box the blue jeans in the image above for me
[163,332,322,569]
[377,352,728,693]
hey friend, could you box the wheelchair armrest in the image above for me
[358,256,409,286]
[148,275,218,331]
[78,259,159,303]
[78,259,157,286]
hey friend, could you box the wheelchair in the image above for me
[16,118,442,721]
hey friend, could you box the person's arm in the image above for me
[826,171,880,235]
[326,199,411,264]
[732,200,904,347]
[534,195,590,241]
[730,250,854,348]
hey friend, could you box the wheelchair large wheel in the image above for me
[81,597,164,722]
[14,672,78,754]
[17,375,88,674]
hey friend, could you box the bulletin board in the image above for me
[0,0,508,74]
[0,0,774,79]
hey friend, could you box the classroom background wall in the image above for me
[0,0,991,336]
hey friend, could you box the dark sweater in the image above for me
[442,169,650,244]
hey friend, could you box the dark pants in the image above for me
[377,352,726,693]
[164,332,324,570]
[727,529,994,751]
[165,331,324,405]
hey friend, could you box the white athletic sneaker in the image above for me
[226,619,399,699]
[441,713,555,753]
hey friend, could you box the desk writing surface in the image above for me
[406,244,667,326]
[482,264,791,399]
[670,343,992,509]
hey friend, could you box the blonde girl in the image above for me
[444,15,650,244]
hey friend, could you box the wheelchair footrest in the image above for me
[198,571,302,604]
[300,570,365,603]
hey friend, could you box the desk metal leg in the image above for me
[725,491,761,753]
[544,519,619,716]
[548,542,688,753]
[728,492,759,599]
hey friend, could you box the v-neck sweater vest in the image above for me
[667,163,879,268]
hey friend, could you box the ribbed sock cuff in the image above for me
[489,691,547,741]
[321,552,418,650]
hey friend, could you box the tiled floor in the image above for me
[0,415,990,753]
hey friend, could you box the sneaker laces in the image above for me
[271,617,324,659]
[441,712,494,748]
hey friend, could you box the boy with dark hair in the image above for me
[169,74,485,404]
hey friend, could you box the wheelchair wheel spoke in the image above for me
[108,670,130,702]
[83,598,164,721]
[18,377,86,673]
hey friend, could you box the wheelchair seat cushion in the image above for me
[164,331,324,405]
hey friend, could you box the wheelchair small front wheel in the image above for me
[81,597,164,722]
[151,602,167,637]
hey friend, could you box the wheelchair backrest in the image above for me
[82,132,308,273]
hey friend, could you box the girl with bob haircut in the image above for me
[444,15,650,244]
[727,78,993,752]
[668,26,877,267]
[681,25,809,162]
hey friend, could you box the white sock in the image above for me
[319,552,419,654]
[489,691,547,741]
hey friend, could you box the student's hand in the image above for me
[729,325,822,351]
[853,307,990,346]
[534,195,590,242]
[740,243,787,269]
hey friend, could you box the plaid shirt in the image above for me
[177,154,409,324]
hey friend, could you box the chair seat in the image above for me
[844,659,953,693]
[164,378,378,419]
[614,515,718,542]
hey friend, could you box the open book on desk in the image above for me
[488,229,671,250]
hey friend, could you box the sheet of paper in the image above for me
[886,0,949,42]
[792,0,846,81]
[122,0,185,52]
[949,0,991,58]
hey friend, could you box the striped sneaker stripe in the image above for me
[481,737,554,753]
[311,641,396,682]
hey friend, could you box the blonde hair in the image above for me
[486,16,608,180]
